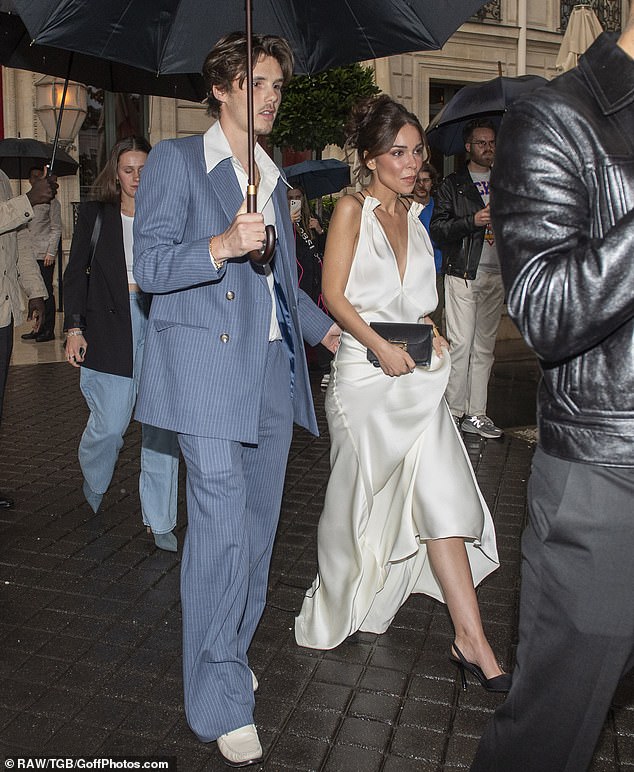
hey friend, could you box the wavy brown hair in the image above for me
[203,32,294,118]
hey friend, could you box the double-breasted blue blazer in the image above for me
[133,135,331,444]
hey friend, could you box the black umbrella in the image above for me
[426,75,548,156]
[0,9,206,102]
[12,0,489,260]
[0,137,78,178]
[283,159,351,200]
[13,0,490,77]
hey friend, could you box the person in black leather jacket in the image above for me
[471,21,634,772]
[430,120,505,439]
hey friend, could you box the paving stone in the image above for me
[0,359,628,769]
[301,682,353,713]
[335,716,391,750]
[78,694,135,730]
[390,725,447,761]
[348,691,401,725]
[253,697,295,733]
[284,706,341,740]
[398,698,453,732]
[63,724,123,758]
[358,666,409,696]
[321,743,384,771]
[383,755,438,772]
[313,658,364,687]
[1,711,66,751]
[267,732,330,770]
[28,687,87,720]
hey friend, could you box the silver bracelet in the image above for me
[66,329,84,337]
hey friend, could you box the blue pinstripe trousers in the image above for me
[178,340,293,742]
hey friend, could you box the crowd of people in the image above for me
[0,9,632,769]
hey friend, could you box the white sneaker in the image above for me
[217,724,263,767]
[461,414,503,439]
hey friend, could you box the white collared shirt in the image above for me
[204,120,284,341]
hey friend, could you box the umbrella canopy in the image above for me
[425,74,548,156]
[556,4,603,73]
[0,137,79,178]
[0,8,206,101]
[12,0,490,76]
[283,159,351,200]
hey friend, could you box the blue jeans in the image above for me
[79,292,179,533]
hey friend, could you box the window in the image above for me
[560,0,622,32]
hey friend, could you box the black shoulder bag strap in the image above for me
[85,204,104,279]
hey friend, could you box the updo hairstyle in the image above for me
[345,94,428,181]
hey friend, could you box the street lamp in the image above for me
[35,75,87,149]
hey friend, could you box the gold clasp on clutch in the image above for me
[388,338,408,351]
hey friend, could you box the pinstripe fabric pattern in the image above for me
[133,135,331,443]
[179,341,292,741]
[131,134,331,742]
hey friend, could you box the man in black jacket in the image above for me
[430,120,504,439]
[471,15,634,772]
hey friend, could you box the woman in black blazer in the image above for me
[63,137,180,551]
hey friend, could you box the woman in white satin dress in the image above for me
[295,96,510,692]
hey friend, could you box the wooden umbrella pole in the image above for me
[245,0,275,264]
[246,0,256,210]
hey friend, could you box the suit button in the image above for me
[225,291,235,300]
[220,333,230,343]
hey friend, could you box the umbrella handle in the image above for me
[246,184,276,265]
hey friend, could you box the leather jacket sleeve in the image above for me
[430,176,478,245]
[491,97,634,364]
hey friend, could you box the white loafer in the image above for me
[217,723,263,767]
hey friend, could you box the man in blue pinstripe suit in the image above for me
[133,32,339,767]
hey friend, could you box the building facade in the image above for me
[1,0,628,282]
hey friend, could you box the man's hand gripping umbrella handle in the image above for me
[247,184,275,265]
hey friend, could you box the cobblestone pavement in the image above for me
[0,359,632,770]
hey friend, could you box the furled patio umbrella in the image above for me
[556,4,603,73]
[426,74,548,156]
[0,137,78,178]
[12,0,490,260]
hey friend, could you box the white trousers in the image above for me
[444,272,504,417]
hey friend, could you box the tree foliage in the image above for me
[270,63,380,153]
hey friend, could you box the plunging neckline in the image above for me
[366,195,411,287]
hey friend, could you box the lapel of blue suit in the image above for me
[207,155,273,293]
[270,181,298,377]
[207,157,244,226]
[271,181,295,301]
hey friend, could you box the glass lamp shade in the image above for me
[35,76,88,144]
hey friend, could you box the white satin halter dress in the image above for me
[295,196,500,650]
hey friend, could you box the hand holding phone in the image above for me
[289,198,301,221]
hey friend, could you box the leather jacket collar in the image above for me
[580,33,634,116]
[454,166,486,207]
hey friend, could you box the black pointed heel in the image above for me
[449,642,512,693]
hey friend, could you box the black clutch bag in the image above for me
[367,322,433,368]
